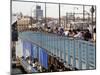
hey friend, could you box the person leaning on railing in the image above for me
[84,29,92,41]
[93,28,96,42]
[73,29,83,39]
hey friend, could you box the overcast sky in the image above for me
[12,1,93,18]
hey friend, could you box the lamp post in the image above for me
[30,8,33,30]
[45,2,47,28]
[83,5,85,21]
[90,5,95,34]
[73,7,78,22]
[31,4,36,28]
[59,3,61,27]
[84,11,90,24]
[66,12,68,29]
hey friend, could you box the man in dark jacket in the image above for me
[84,29,92,41]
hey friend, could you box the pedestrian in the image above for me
[64,29,70,36]
[37,65,42,72]
[93,28,96,42]
[32,61,36,68]
[74,29,83,39]
[84,29,92,41]
[68,30,73,37]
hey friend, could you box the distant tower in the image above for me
[34,5,43,20]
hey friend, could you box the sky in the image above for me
[12,1,94,18]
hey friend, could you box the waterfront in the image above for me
[11,0,96,74]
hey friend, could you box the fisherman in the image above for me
[32,60,36,68]
[93,28,96,42]
[37,65,42,72]
[64,30,69,36]
[84,29,92,41]
[74,29,83,39]
[58,26,64,36]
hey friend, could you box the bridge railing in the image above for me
[19,31,96,70]
[39,32,96,70]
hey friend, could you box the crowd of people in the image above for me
[22,23,96,42]
[21,54,72,73]
[42,26,96,42]
[21,56,44,73]
[65,28,96,42]
[64,29,92,41]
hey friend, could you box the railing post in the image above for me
[64,36,66,64]
[68,39,71,67]
[73,39,76,69]
[55,35,57,57]
[53,35,55,56]
[60,36,62,59]
[79,40,82,69]
[86,42,89,69]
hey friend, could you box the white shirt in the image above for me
[93,33,96,42]
[74,32,82,38]
[28,60,31,64]
[64,31,69,36]
[88,25,92,34]
[38,66,42,72]
[27,66,31,72]
[32,63,36,67]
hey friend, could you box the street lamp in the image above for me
[73,7,78,21]
[30,4,37,28]
[44,2,47,28]
[83,5,85,21]
[84,10,90,23]
[90,5,95,34]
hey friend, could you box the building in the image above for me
[34,5,43,20]
[17,17,31,31]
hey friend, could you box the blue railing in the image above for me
[19,31,96,70]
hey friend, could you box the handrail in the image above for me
[19,31,96,70]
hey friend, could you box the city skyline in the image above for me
[12,1,95,18]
